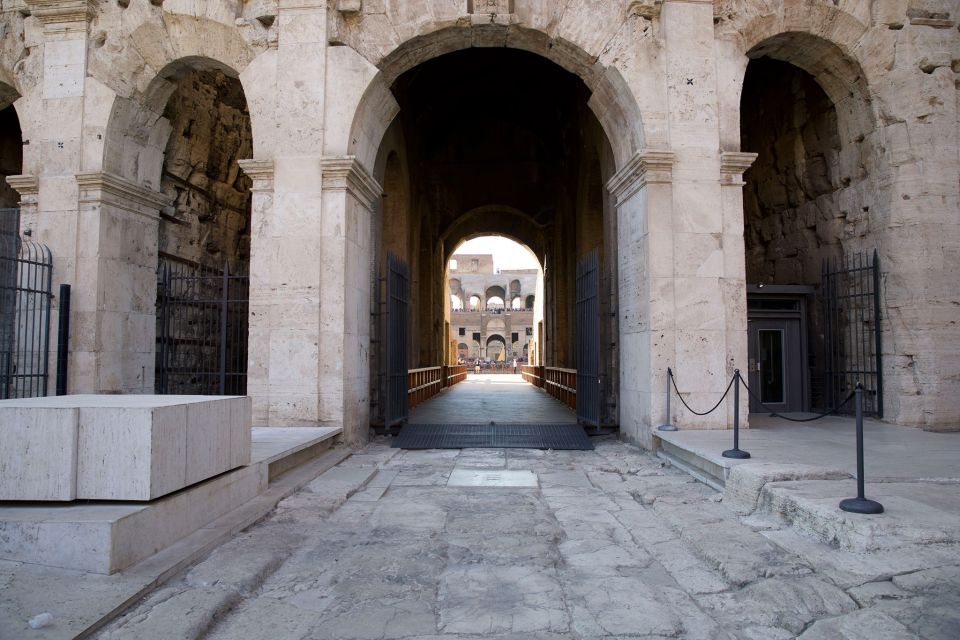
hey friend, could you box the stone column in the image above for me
[607,150,674,448]
[20,2,171,393]
[720,151,758,427]
[319,156,381,445]
[236,160,276,424]
[74,172,171,392]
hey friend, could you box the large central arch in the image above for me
[345,30,634,435]
[339,25,647,177]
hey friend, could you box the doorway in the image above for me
[746,287,811,414]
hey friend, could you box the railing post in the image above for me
[722,370,751,459]
[840,382,884,514]
[218,260,229,395]
[657,367,676,431]
[55,284,70,395]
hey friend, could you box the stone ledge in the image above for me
[756,479,960,552]
[0,426,342,575]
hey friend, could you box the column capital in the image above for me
[237,159,275,192]
[320,156,382,210]
[6,174,39,204]
[76,172,172,220]
[24,0,96,34]
[720,151,758,186]
[605,149,674,206]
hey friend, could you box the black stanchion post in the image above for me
[657,367,676,431]
[55,284,70,396]
[722,370,750,459]
[840,382,884,514]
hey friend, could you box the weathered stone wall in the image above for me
[159,69,252,271]
[0,0,956,439]
[742,58,845,286]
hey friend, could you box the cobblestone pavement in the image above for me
[95,438,960,640]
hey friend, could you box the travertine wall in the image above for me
[0,0,955,444]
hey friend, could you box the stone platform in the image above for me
[0,427,340,574]
[653,416,960,552]
[0,395,251,501]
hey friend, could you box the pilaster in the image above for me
[317,155,380,444]
[720,152,758,186]
[23,0,96,35]
[75,171,171,219]
[605,150,674,206]
[6,175,39,230]
[320,156,382,210]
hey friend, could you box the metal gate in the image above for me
[384,252,409,427]
[576,248,600,427]
[0,209,54,399]
[822,249,882,416]
[156,258,249,395]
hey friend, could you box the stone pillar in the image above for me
[319,156,381,445]
[720,151,758,427]
[19,2,171,393]
[236,160,276,424]
[73,173,170,392]
[608,150,674,448]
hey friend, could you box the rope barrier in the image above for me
[736,372,855,422]
[669,369,736,416]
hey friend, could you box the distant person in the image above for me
[512,357,518,373]
[474,361,481,374]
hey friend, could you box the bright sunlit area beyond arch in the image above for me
[446,235,545,369]
[453,236,540,272]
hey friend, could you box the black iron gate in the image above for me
[0,209,53,399]
[576,248,600,427]
[156,258,249,395]
[384,252,409,427]
[822,249,882,416]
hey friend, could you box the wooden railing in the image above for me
[445,364,468,387]
[520,364,543,387]
[408,366,443,408]
[407,364,468,409]
[544,367,577,410]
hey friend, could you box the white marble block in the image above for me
[0,407,79,501]
[0,395,252,501]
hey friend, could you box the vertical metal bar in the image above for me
[56,284,70,395]
[873,250,883,418]
[41,248,52,396]
[733,370,740,449]
[25,243,35,397]
[158,264,168,393]
[854,251,868,410]
[855,383,865,500]
[219,261,228,394]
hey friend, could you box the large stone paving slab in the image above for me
[76,438,960,640]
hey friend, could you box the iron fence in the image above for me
[0,209,53,399]
[822,250,882,416]
[156,258,249,395]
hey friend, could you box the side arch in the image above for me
[99,15,268,188]
[718,3,877,149]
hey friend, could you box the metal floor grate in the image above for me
[391,423,594,450]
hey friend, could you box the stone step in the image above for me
[653,428,960,553]
[0,427,341,575]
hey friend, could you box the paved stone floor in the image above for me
[409,374,577,424]
[92,438,960,640]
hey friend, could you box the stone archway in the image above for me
[345,34,633,440]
